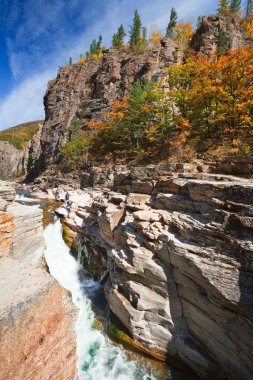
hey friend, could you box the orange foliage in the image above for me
[244,14,253,39]
[86,120,107,130]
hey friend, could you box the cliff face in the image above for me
[190,14,251,55]
[0,182,77,379]
[0,124,42,178]
[53,167,253,380]
[0,141,28,177]
[27,13,252,178]
[29,39,183,176]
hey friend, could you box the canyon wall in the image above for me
[0,181,78,380]
[27,13,251,179]
[29,38,182,176]
[52,166,253,380]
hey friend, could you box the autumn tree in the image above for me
[112,25,126,50]
[166,7,177,39]
[130,10,142,51]
[230,0,242,12]
[149,27,163,48]
[167,47,253,143]
[218,0,229,14]
[174,22,194,49]
[60,116,92,170]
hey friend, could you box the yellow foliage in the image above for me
[244,15,253,39]
[79,56,86,64]
[148,27,163,48]
[86,52,103,61]
[174,22,194,49]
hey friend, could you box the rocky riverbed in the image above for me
[31,165,253,380]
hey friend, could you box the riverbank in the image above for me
[26,164,253,380]
[0,181,78,380]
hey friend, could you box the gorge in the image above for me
[0,2,253,380]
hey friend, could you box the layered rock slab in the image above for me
[0,182,78,380]
[54,170,253,379]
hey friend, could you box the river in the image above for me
[17,194,189,380]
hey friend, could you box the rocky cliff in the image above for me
[0,181,77,379]
[26,12,252,179]
[0,124,42,178]
[29,38,183,176]
[190,14,251,55]
[50,167,253,380]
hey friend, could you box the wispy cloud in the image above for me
[0,0,217,131]
[0,70,54,128]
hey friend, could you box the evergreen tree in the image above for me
[142,27,148,47]
[218,27,228,55]
[166,7,177,38]
[197,16,202,28]
[69,57,72,65]
[112,25,126,49]
[245,0,253,18]
[130,10,142,50]
[230,0,242,12]
[218,0,229,14]
[90,35,103,54]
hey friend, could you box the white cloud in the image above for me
[0,0,217,131]
[0,69,55,128]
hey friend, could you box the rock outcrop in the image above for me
[0,124,43,178]
[0,141,27,177]
[190,14,251,55]
[53,169,253,380]
[29,40,183,176]
[0,181,78,380]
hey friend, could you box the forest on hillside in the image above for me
[61,0,253,170]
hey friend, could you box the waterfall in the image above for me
[44,218,156,380]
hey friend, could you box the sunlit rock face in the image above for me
[0,181,78,380]
[190,14,252,55]
[29,39,183,176]
[54,167,253,380]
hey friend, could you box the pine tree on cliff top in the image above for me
[130,10,142,51]
[166,7,177,39]
[218,0,229,14]
[112,25,126,50]
[230,0,242,12]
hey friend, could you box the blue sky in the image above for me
[0,0,217,130]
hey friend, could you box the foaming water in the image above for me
[44,219,156,380]
[15,194,42,202]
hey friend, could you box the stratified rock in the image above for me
[7,202,45,261]
[29,41,183,176]
[59,169,253,380]
[0,257,77,380]
[0,182,78,380]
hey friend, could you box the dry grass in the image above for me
[0,120,43,150]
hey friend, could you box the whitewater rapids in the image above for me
[44,218,155,380]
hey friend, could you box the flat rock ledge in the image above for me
[0,181,78,380]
